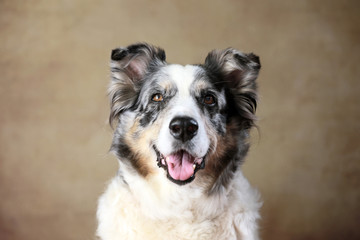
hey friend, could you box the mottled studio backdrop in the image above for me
[0,0,359,239]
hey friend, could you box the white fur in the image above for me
[97,168,261,240]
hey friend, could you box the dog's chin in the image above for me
[153,146,206,186]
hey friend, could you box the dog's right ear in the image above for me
[108,43,166,127]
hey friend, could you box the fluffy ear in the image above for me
[204,48,261,129]
[108,43,166,127]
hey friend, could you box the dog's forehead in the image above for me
[162,64,206,95]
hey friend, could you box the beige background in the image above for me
[0,0,359,239]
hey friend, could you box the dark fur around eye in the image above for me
[203,94,216,106]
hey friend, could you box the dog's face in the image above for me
[109,43,260,188]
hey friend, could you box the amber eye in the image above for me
[152,93,164,102]
[203,94,216,106]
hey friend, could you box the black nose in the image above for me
[169,117,198,142]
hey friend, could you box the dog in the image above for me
[97,43,262,240]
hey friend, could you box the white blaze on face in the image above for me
[157,64,210,159]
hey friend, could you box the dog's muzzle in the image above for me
[154,116,206,185]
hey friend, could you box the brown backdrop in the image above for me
[1,0,359,239]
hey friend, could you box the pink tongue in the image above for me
[166,151,195,181]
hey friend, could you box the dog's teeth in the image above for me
[193,164,196,170]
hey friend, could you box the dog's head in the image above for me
[109,43,260,189]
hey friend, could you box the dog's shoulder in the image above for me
[96,176,136,240]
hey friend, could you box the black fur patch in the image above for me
[203,49,260,130]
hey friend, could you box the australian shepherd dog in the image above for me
[97,43,262,240]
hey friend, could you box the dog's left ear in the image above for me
[204,48,261,128]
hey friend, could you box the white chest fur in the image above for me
[97,168,261,240]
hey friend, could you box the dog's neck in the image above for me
[116,161,236,220]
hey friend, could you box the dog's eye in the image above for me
[152,93,164,102]
[203,94,216,106]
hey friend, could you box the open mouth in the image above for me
[154,146,205,185]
